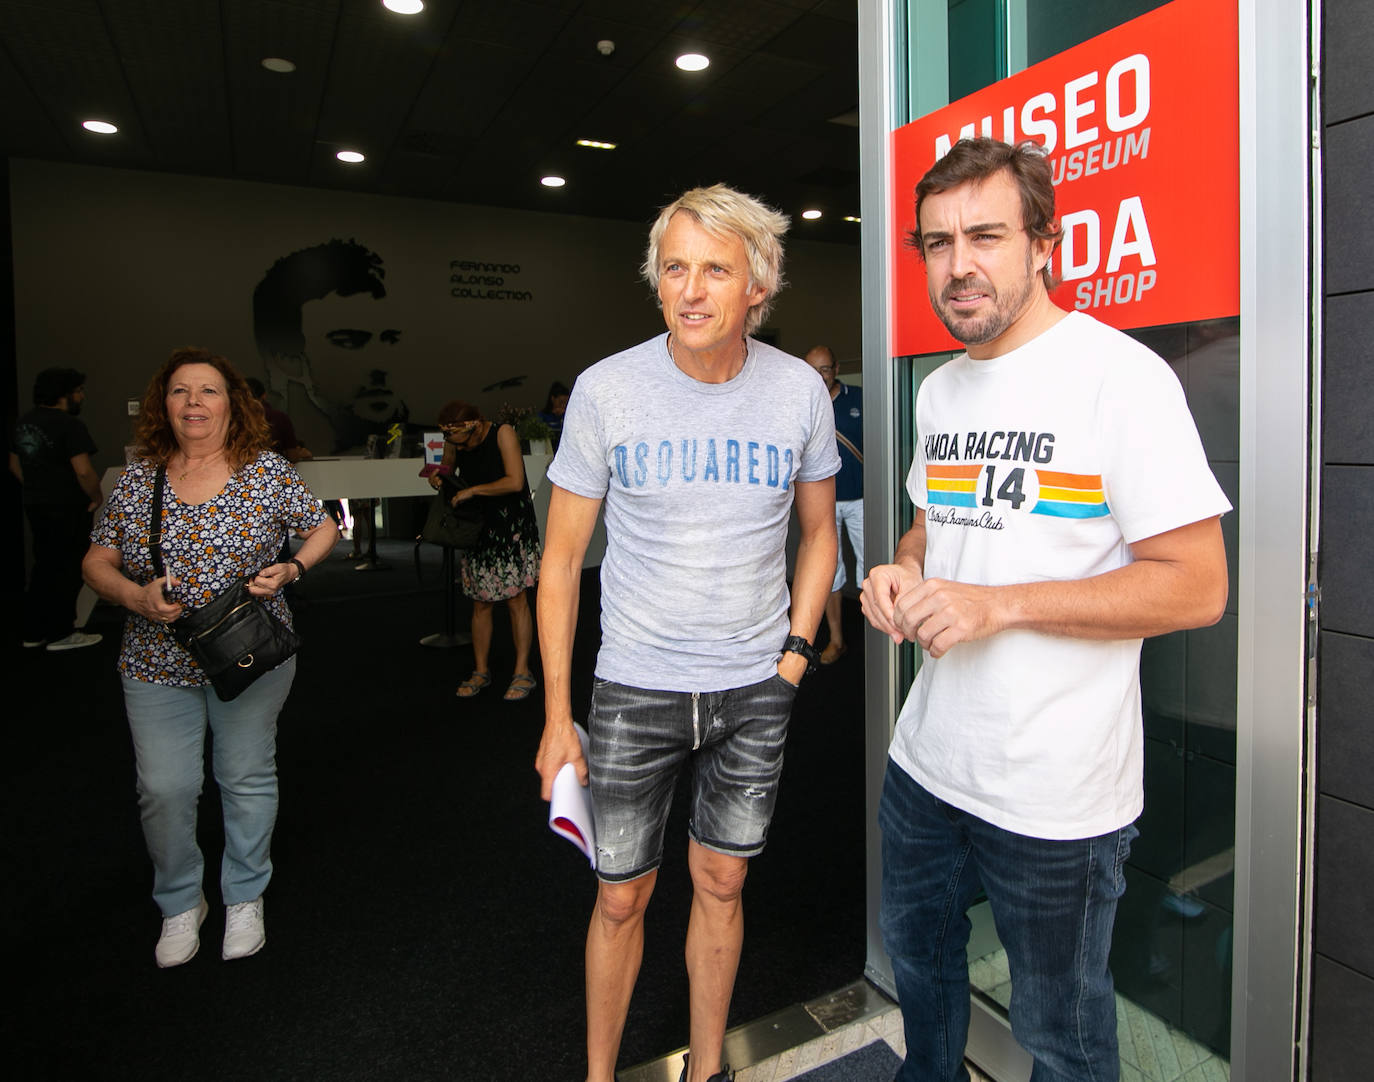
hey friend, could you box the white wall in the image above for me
[10,159,861,466]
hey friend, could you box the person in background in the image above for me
[432,399,541,701]
[804,345,863,664]
[246,377,312,463]
[247,376,313,570]
[538,380,571,445]
[10,366,104,651]
[83,346,337,968]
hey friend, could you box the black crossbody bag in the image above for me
[149,464,300,701]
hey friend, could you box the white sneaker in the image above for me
[155,898,208,968]
[222,897,266,960]
[46,631,102,652]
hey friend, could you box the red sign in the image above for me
[891,0,1239,357]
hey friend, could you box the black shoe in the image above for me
[679,1053,734,1082]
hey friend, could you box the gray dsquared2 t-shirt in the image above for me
[547,333,840,692]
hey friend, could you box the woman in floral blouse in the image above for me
[83,347,337,968]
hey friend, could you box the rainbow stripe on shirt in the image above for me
[924,466,1110,518]
[925,464,981,507]
[1030,470,1109,518]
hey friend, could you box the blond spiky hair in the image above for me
[642,184,790,335]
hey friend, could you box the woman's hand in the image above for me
[131,574,184,625]
[449,487,475,507]
[248,562,297,597]
[428,474,443,491]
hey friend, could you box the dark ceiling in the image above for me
[0,0,861,243]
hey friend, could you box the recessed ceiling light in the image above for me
[337,150,366,163]
[576,139,617,150]
[676,53,709,72]
[541,175,567,188]
[82,120,118,135]
[802,209,823,220]
[844,215,862,223]
[261,57,296,73]
[382,0,424,13]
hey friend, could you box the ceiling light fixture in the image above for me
[541,175,567,188]
[382,0,424,13]
[676,53,709,72]
[82,120,119,134]
[261,57,296,73]
[802,209,823,220]
[576,139,617,150]
[337,150,366,163]
[844,215,862,223]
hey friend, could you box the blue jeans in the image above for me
[879,760,1136,1082]
[122,659,295,915]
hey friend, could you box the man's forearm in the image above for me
[79,474,102,506]
[992,554,1225,640]
[538,487,603,726]
[788,479,837,643]
[789,529,836,642]
[901,516,1228,656]
[537,560,581,726]
[892,516,927,576]
[71,454,102,507]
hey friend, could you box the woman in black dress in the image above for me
[433,400,541,700]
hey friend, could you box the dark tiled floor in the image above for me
[6,539,868,1080]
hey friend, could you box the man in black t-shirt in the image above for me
[9,367,104,650]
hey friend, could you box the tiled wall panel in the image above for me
[1315,0,1374,1073]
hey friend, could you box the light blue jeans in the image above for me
[122,659,295,916]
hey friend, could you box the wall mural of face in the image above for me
[252,238,408,452]
[299,290,410,448]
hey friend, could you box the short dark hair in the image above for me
[252,239,386,361]
[33,367,86,406]
[245,377,267,398]
[910,137,1063,288]
[437,400,482,426]
[543,381,570,412]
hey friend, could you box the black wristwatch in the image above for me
[290,558,307,581]
[782,635,820,675]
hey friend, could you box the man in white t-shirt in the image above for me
[863,138,1230,1082]
[536,185,839,1082]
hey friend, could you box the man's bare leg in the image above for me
[586,872,658,1082]
[823,589,844,651]
[684,840,749,1081]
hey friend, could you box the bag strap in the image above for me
[836,431,863,465]
[149,464,168,580]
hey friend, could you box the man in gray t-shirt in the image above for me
[536,185,838,1082]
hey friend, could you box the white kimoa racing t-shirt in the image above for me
[889,312,1231,839]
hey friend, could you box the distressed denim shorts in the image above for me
[587,674,798,882]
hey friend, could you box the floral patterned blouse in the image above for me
[91,452,328,687]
